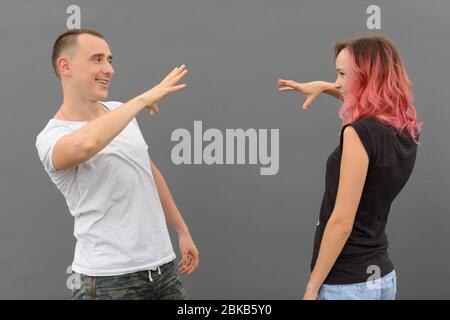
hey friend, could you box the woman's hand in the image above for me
[303,286,319,300]
[278,79,328,110]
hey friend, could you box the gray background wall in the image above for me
[0,0,448,299]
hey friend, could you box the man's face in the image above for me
[65,34,115,101]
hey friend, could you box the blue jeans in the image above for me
[318,270,397,300]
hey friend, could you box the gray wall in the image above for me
[0,0,448,299]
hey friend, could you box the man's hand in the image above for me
[139,64,188,116]
[178,232,199,275]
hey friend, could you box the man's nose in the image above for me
[103,64,115,77]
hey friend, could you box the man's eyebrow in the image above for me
[336,68,344,72]
[90,53,114,60]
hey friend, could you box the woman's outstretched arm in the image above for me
[278,79,341,109]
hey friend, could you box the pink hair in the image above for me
[336,35,422,143]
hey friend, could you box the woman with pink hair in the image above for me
[278,35,421,300]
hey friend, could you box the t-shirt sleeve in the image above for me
[339,119,375,164]
[35,125,75,174]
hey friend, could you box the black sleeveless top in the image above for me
[311,116,419,285]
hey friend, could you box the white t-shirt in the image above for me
[35,101,175,276]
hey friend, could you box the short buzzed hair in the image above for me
[52,29,105,78]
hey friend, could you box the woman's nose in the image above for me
[334,77,341,89]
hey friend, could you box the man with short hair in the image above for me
[35,29,199,300]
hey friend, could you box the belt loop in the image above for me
[157,266,161,275]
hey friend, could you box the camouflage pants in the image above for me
[71,260,186,300]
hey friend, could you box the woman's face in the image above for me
[334,48,351,99]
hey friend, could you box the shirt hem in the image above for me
[71,253,176,277]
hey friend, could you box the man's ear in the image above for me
[57,56,72,77]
